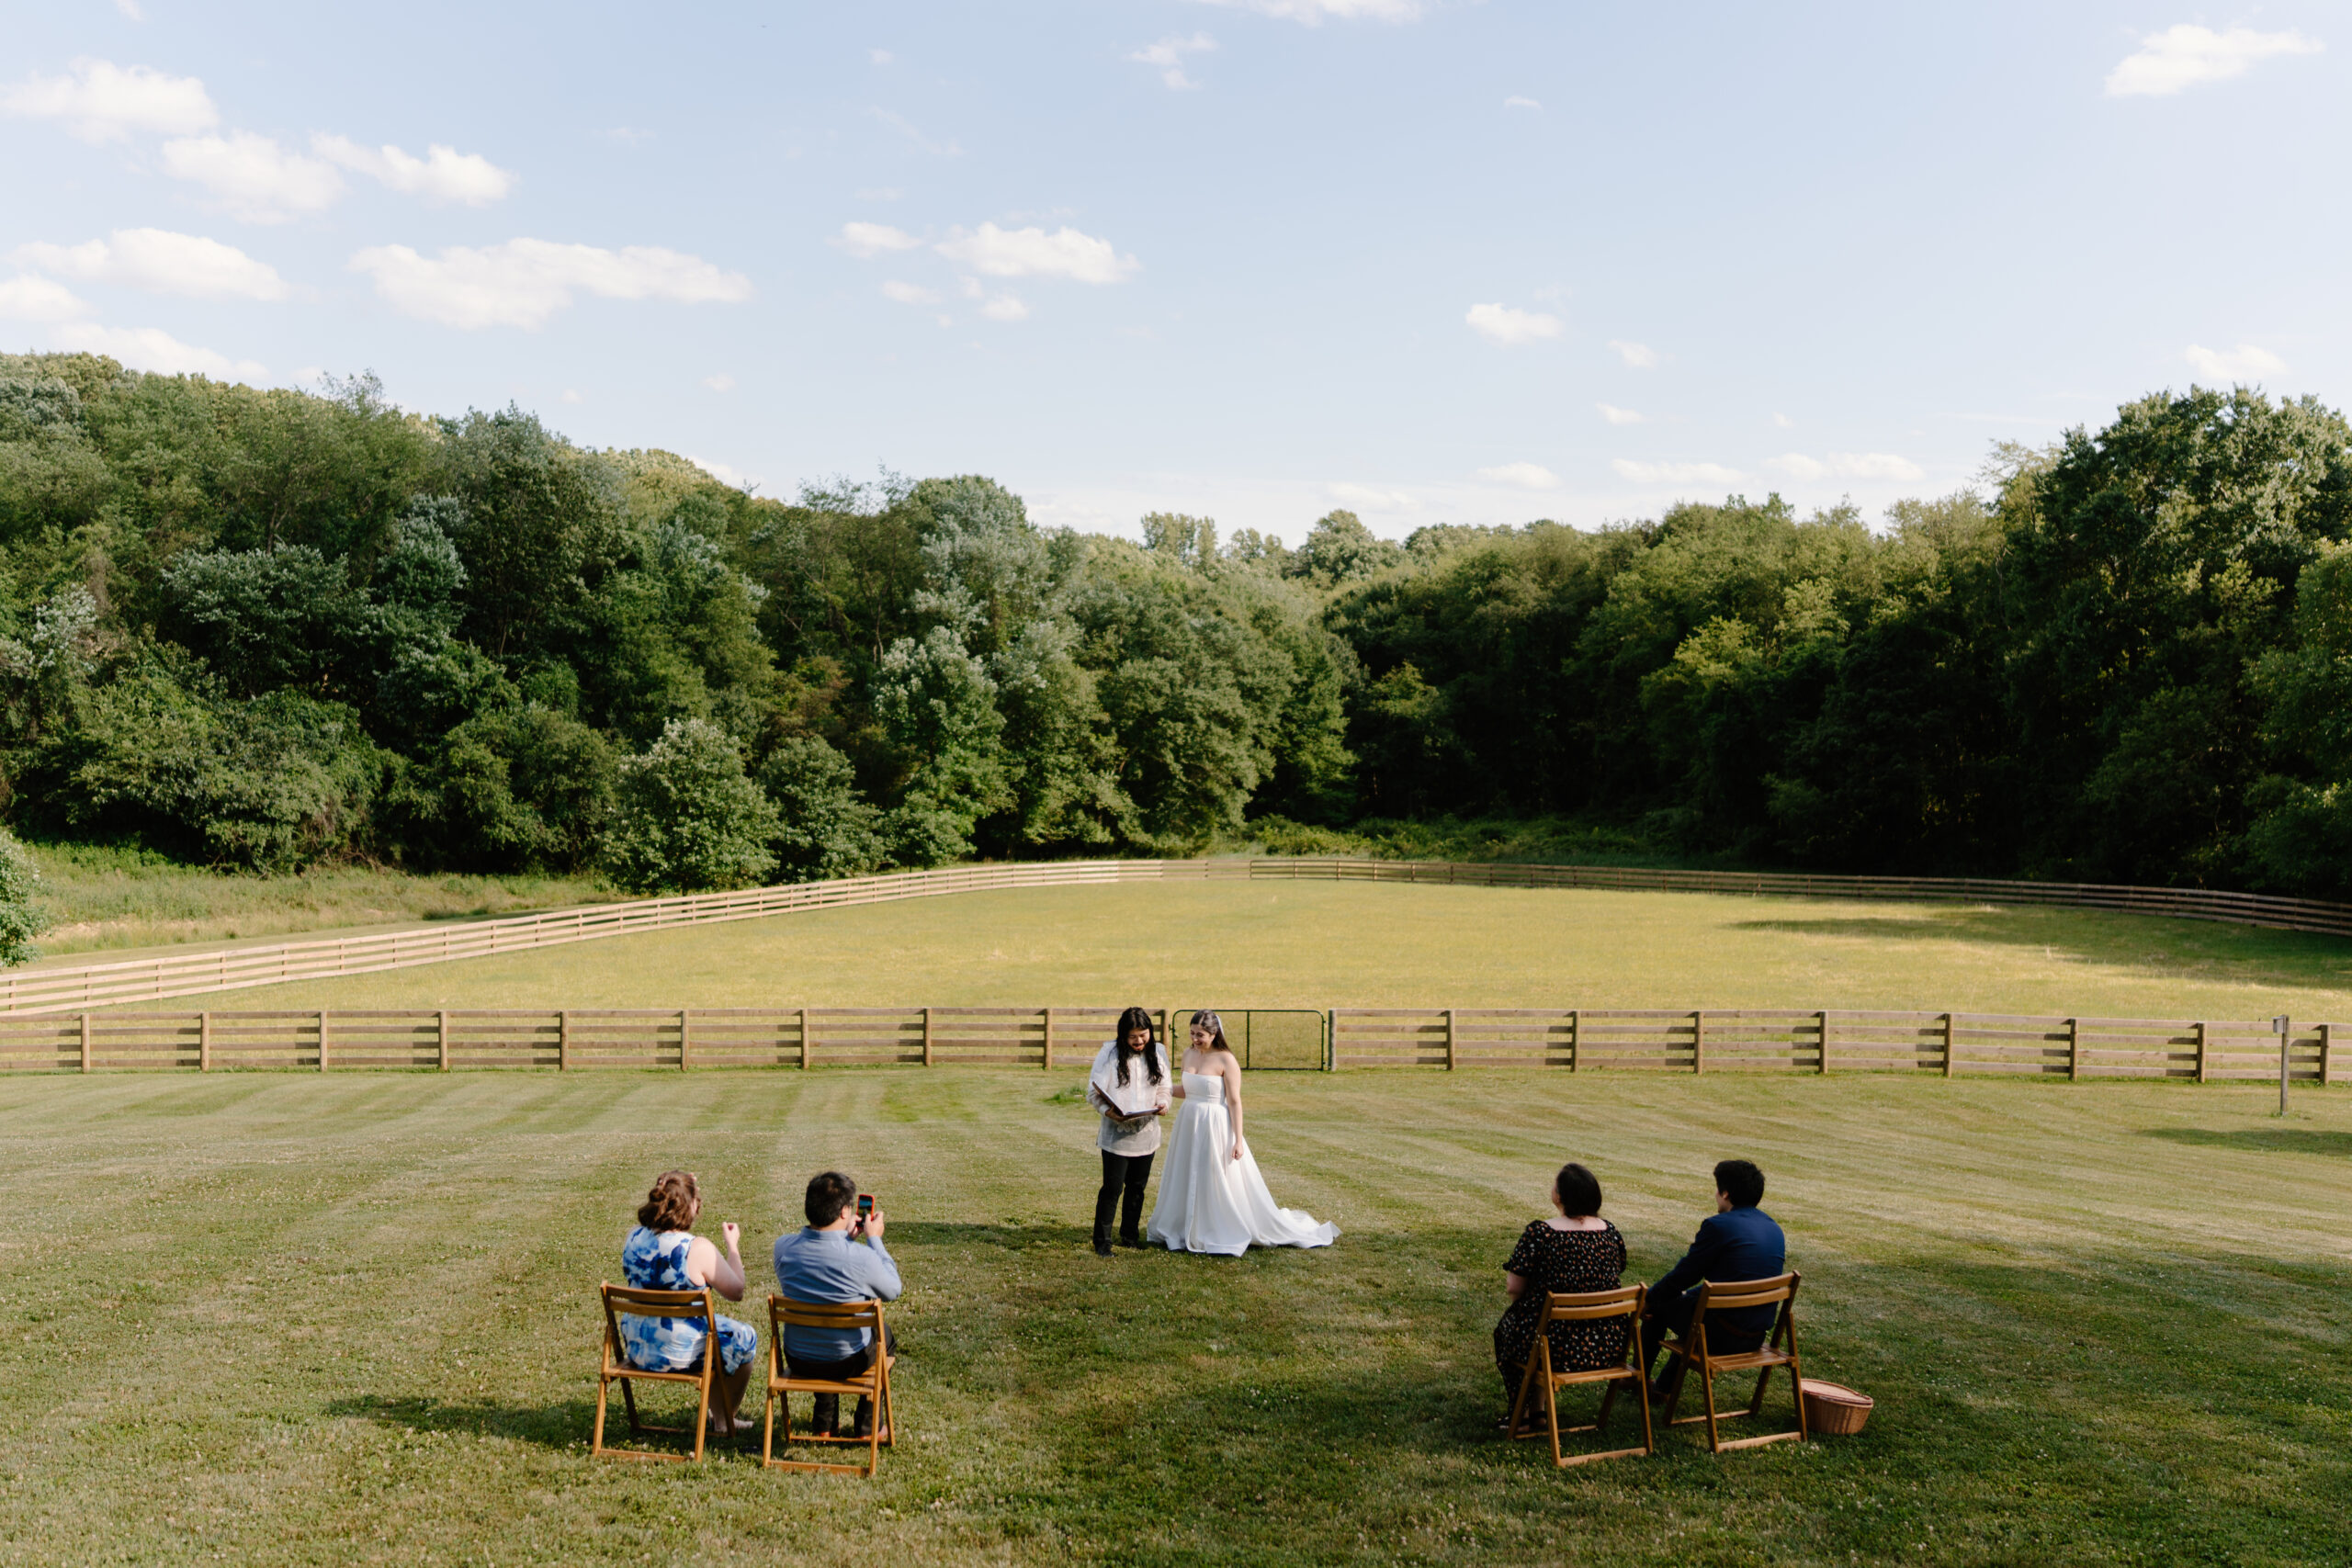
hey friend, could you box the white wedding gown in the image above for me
[1147,1069,1340,1255]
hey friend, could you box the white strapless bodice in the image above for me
[1182,1069,1227,1105]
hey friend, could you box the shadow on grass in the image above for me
[329,1392,605,1451]
[2139,1126,2352,1156]
[1727,907,2352,979]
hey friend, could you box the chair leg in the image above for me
[762,1386,777,1466]
[1634,1368,1656,1456]
[691,1366,711,1462]
[1747,1362,1773,1420]
[1508,1352,1543,1438]
[879,1365,894,1449]
[619,1373,641,1437]
[1659,1348,1690,1427]
[1700,1359,1722,1454]
[593,1374,610,1457]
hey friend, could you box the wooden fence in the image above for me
[2,1004,2336,1084]
[10,854,2352,1018]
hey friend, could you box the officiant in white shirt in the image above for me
[1086,1006,1171,1257]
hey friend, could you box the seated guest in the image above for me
[1494,1161,1628,1432]
[619,1169,758,1437]
[1640,1158,1785,1397]
[773,1170,903,1439]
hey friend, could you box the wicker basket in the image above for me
[1799,1380,1873,1435]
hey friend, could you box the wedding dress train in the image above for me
[1146,1070,1340,1255]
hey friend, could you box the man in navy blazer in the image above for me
[1639,1158,1786,1393]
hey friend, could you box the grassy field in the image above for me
[22,842,605,960]
[162,879,2352,1021]
[0,1068,2345,1566]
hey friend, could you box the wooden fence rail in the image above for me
[9,855,2352,1018]
[2,1005,2337,1084]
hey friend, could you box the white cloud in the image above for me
[703,373,735,392]
[881,280,940,304]
[2106,25,2322,96]
[935,222,1139,283]
[16,228,288,301]
[1,59,215,142]
[2184,342,2286,381]
[312,135,515,206]
[1478,462,1560,490]
[0,276,91,322]
[1131,33,1217,89]
[870,49,894,64]
[1328,482,1419,511]
[1504,96,1542,109]
[348,239,753,330]
[1597,403,1644,426]
[51,321,264,379]
[560,389,582,404]
[160,131,343,222]
[837,221,923,258]
[116,0,145,17]
[1773,412,1794,428]
[1608,338,1657,367]
[979,293,1030,321]
[1184,0,1424,23]
[1766,452,1925,481]
[1612,459,1741,486]
[688,455,760,491]
[1464,302,1562,346]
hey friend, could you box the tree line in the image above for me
[2,350,2348,899]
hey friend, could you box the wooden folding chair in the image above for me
[594,1282,722,1462]
[761,1297,896,1477]
[1657,1270,1806,1452]
[1506,1283,1654,1466]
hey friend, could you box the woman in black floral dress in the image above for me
[1494,1161,1628,1428]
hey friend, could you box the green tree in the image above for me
[755,735,886,881]
[0,828,50,966]
[599,717,779,892]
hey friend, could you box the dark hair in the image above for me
[638,1169,698,1231]
[1113,1006,1164,1087]
[1553,1161,1602,1218]
[1714,1158,1765,1208]
[1191,1010,1231,1053]
[806,1169,858,1227]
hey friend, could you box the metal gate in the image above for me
[1160,1009,1329,1070]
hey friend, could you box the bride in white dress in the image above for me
[1147,1010,1340,1256]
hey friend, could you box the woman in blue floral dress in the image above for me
[620,1170,758,1436]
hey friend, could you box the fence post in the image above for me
[801,1008,812,1069]
[437,1010,449,1072]
[923,1007,934,1068]
[559,1010,571,1072]
[319,1010,330,1073]
[680,1010,691,1072]
[2195,1021,2208,1084]
[2277,1014,2290,1115]
[79,1011,91,1073]
[2067,1017,2080,1081]
[1818,1010,1830,1075]
[198,1010,211,1073]
[1444,1009,1457,1071]
[2322,1022,2334,1086]
[1330,1009,1340,1070]
[1691,1010,1705,1075]
[1942,1012,1955,1078]
[1567,1009,1578,1073]
[1043,1007,1055,1071]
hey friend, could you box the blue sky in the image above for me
[4,2,2346,542]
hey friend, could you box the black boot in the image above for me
[1092,1234,1114,1257]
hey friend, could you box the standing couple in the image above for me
[1087,1006,1340,1258]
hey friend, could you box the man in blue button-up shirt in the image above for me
[1639,1158,1786,1395]
[774,1169,903,1438]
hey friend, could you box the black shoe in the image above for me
[1117,1233,1147,1249]
[809,1393,840,1435]
[1093,1237,1114,1257]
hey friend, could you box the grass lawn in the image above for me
[171,880,2352,1021]
[23,842,605,961]
[1,1068,2346,1566]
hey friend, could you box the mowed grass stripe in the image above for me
[92,880,2352,1020]
[2,1071,2346,1565]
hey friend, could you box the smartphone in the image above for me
[856,1193,876,1221]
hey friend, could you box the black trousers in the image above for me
[1094,1149,1154,1244]
[786,1327,894,1433]
[1640,1297,1766,1382]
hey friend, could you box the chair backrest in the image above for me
[1692,1271,1800,1319]
[601,1281,718,1359]
[769,1295,884,1335]
[1542,1283,1645,1323]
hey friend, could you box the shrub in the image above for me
[0,829,50,965]
[599,717,779,893]
[755,735,884,882]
